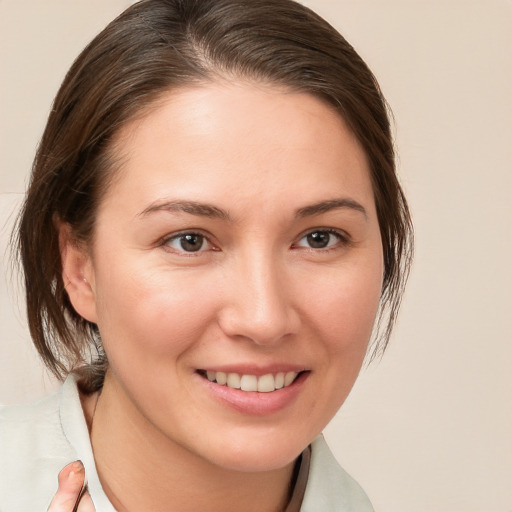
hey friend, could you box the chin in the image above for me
[197,430,311,473]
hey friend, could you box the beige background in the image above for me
[1,1,511,510]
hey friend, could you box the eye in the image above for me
[295,229,344,249]
[164,232,210,253]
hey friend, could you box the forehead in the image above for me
[100,82,374,218]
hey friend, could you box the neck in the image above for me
[84,371,295,512]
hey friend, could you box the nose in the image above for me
[217,254,300,346]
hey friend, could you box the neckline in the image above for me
[59,374,117,511]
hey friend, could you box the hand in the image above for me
[47,461,95,511]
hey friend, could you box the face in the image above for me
[68,82,383,472]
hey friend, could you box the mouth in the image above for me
[197,370,304,393]
[196,368,309,415]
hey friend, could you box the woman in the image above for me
[0,0,412,510]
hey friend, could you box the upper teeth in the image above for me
[205,371,298,392]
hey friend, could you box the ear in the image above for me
[58,222,98,324]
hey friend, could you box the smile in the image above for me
[201,371,300,392]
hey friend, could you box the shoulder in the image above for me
[300,435,374,512]
[0,379,79,510]
[0,385,71,458]
[1,384,60,425]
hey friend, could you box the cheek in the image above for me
[304,260,383,350]
[291,268,382,439]
[92,264,219,365]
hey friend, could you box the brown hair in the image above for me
[15,0,413,392]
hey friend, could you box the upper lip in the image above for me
[197,364,308,376]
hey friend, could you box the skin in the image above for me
[56,82,383,511]
[47,461,94,512]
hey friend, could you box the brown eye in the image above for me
[296,230,343,249]
[166,233,208,252]
[180,234,205,252]
[307,231,330,248]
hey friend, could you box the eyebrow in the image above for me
[295,198,368,219]
[138,200,232,221]
[138,197,367,222]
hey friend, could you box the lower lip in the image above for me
[197,372,309,416]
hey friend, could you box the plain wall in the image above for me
[1,1,511,511]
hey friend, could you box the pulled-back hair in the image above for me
[15,0,413,392]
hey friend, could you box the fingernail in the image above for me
[68,460,84,480]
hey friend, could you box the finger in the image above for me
[47,461,86,512]
[75,489,96,512]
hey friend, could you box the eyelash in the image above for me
[293,228,350,252]
[160,228,350,255]
[161,230,216,255]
